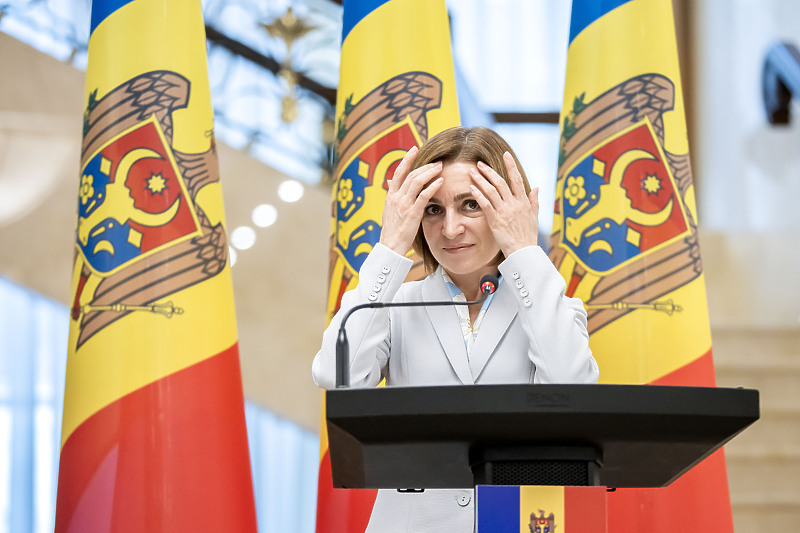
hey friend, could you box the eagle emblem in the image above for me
[70,71,228,348]
[529,509,556,533]
[550,73,701,334]
[560,120,691,274]
[78,117,202,275]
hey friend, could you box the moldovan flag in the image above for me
[317,0,460,531]
[550,0,733,531]
[476,486,606,533]
[54,1,257,531]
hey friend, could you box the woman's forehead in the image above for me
[440,160,477,178]
[423,161,477,200]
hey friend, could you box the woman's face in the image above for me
[421,161,500,282]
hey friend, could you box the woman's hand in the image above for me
[379,146,444,256]
[469,152,540,256]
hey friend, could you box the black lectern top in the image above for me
[325,384,759,488]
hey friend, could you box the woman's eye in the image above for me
[424,204,442,216]
[465,200,480,211]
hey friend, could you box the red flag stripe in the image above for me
[607,451,733,532]
[55,344,257,533]
[565,487,607,533]
[316,449,377,533]
[651,348,717,387]
[601,348,733,532]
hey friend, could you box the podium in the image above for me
[325,384,759,489]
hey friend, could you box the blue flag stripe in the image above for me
[476,485,520,533]
[568,0,635,45]
[342,0,392,42]
[90,0,136,35]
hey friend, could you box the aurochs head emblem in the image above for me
[560,120,690,275]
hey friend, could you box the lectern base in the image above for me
[471,445,602,486]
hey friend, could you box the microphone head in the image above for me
[480,274,499,295]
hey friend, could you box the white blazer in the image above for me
[312,243,599,532]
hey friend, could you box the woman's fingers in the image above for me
[399,160,442,197]
[470,159,540,256]
[504,151,527,199]
[380,166,443,255]
[469,183,497,223]
[470,164,504,208]
[475,161,509,201]
[529,187,540,217]
[388,146,419,193]
[415,176,444,208]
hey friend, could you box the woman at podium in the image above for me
[313,126,599,532]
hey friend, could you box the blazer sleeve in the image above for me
[498,246,599,384]
[312,243,413,389]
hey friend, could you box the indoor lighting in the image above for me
[277,179,304,202]
[252,204,278,227]
[230,226,256,250]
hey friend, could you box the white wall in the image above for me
[694,0,800,235]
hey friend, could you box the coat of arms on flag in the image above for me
[78,116,202,276]
[71,71,228,348]
[529,509,556,533]
[550,74,701,334]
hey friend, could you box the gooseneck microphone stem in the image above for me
[335,275,498,388]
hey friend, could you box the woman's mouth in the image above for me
[443,244,473,253]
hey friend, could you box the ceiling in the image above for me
[0,1,582,432]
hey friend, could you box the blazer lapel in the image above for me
[468,282,517,381]
[422,271,474,384]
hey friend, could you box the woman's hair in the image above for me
[409,126,531,274]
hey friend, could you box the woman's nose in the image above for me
[442,212,464,238]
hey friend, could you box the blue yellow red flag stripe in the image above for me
[550,0,733,531]
[316,1,460,531]
[55,1,257,531]
[476,485,606,533]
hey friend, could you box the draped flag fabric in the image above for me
[55,1,257,531]
[550,0,733,531]
[317,0,460,531]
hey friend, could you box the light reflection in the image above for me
[277,180,304,202]
[230,226,256,250]
[252,204,278,227]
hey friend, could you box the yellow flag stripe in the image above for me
[520,486,564,533]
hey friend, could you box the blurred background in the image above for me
[1,0,798,531]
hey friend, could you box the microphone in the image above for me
[335,274,499,388]
[480,276,498,296]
